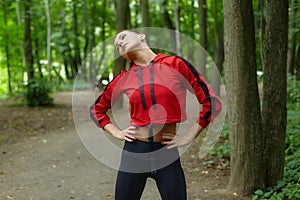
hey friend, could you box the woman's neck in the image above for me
[128,49,157,66]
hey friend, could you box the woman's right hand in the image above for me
[112,126,137,142]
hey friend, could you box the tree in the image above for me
[59,8,71,80]
[257,0,265,69]
[113,0,130,108]
[296,46,300,80]
[113,0,130,76]
[211,0,224,96]
[95,0,107,82]
[223,0,289,194]
[161,0,176,51]
[24,0,34,81]
[198,0,207,77]
[24,0,52,106]
[287,0,298,75]
[15,0,21,25]
[174,0,181,56]
[44,0,51,81]
[262,0,288,188]
[82,0,89,81]
[187,0,196,63]
[1,0,12,93]
[72,1,81,75]
[223,0,264,194]
[140,0,149,28]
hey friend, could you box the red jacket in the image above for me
[90,53,222,129]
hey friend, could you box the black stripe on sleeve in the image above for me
[177,56,212,121]
[89,94,102,128]
[89,71,125,127]
[89,80,112,128]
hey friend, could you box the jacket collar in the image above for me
[129,53,167,70]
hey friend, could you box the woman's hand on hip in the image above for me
[113,126,137,142]
[161,133,194,149]
[161,123,205,149]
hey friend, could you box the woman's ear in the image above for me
[139,33,146,42]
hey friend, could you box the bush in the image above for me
[26,78,54,107]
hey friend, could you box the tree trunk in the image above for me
[133,0,139,28]
[211,0,224,96]
[262,0,288,188]
[96,0,107,80]
[60,9,71,80]
[114,0,130,33]
[82,0,89,82]
[258,0,265,69]
[44,0,51,81]
[113,0,130,108]
[83,0,89,58]
[174,0,181,56]
[15,0,21,25]
[89,0,98,84]
[212,30,224,96]
[73,1,81,75]
[2,0,12,93]
[90,0,96,51]
[287,0,297,75]
[162,0,176,51]
[68,45,77,78]
[296,46,300,81]
[198,0,207,77]
[34,37,43,78]
[223,0,264,194]
[24,0,34,81]
[140,0,149,28]
[213,0,218,39]
[113,0,130,76]
[187,0,195,63]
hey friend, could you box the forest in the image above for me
[0,0,300,199]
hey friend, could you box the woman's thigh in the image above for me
[115,171,148,200]
[154,159,187,200]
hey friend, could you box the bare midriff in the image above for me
[134,123,177,142]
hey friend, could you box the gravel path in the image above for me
[0,91,248,200]
[0,125,164,200]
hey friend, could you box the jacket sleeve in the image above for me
[176,56,222,128]
[90,71,125,129]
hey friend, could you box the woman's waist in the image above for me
[134,123,177,142]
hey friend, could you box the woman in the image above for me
[90,30,222,200]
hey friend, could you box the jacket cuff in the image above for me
[197,118,209,128]
[99,119,111,130]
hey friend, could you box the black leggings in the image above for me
[115,140,187,200]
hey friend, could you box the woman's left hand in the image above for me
[161,133,194,149]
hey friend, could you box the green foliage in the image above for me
[252,75,300,200]
[210,141,230,159]
[0,0,298,97]
[26,78,54,107]
[210,122,231,159]
[287,76,300,110]
[57,80,92,92]
[0,67,8,95]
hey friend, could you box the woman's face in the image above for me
[114,31,145,58]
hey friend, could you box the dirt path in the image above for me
[0,92,248,200]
